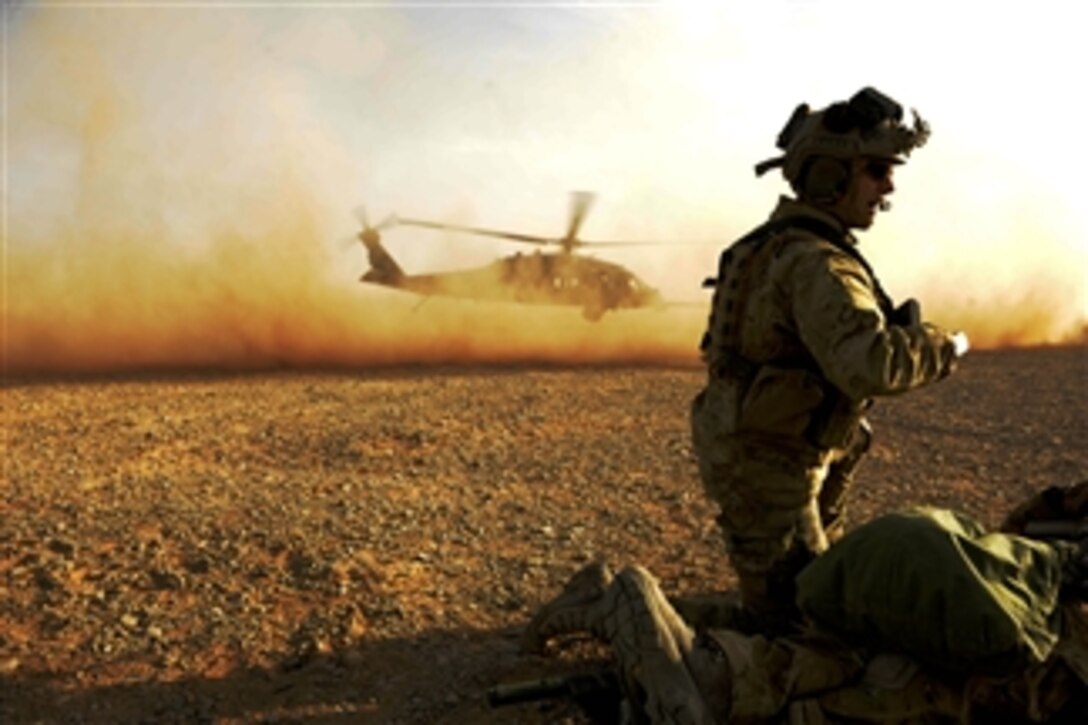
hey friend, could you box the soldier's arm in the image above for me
[787,242,959,400]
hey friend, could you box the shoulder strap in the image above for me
[701,217,808,291]
[780,217,897,319]
[699,218,800,361]
[702,215,895,309]
[699,215,898,365]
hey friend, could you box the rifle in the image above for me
[487,666,624,723]
[1022,518,1088,601]
[1022,518,1088,540]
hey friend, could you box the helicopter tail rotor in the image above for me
[346,205,398,249]
[351,205,404,283]
[353,204,370,230]
[340,205,396,255]
[354,205,397,235]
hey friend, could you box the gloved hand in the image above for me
[889,298,921,327]
[938,330,969,378]
[951,331,970,358]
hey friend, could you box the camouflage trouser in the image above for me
[524,564,1084,723]
[818,419,871,542]
[690,393,870,627]
[706,630,969,723]
[598,567,731,724]
[523,564,864,722]
[523,564,731,723]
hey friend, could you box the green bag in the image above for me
[795,507,1069,675]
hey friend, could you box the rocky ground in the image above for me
[1,345,1086,723]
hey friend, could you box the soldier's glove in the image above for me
[951,331,970,357]
[938,330,969,378]
[889,298,921,327]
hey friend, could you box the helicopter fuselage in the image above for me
[355,192,674,320]
[362,244,662,320]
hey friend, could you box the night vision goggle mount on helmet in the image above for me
[755,87,930,182]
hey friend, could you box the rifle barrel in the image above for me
[487,675,577,707]
[1022,519,1088,539]
[487,669,620,708]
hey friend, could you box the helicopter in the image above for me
[353,192,674,321]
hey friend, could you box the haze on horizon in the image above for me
[4,2,1085,376]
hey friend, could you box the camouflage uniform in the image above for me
[521,542,1088,723]
[522,562,730,724]
[691,195,961,627]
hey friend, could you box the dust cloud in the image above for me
[3,8,1081,379]
[2,7,704,378]
[914,282,1086,350]
[4,205,707,377]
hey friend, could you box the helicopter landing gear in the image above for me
[582,304,606,322]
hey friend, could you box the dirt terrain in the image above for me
[2,345,1086,723]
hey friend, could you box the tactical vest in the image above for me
[698,216,897,448]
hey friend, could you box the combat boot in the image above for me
[601,567,721,725]
[521,561,614,654]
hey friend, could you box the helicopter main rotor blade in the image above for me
[575,239,720,248]
[575,240,670,248]
[564,191,596,249]
[396,217,558,246]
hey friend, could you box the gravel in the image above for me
[1,346,1086,722]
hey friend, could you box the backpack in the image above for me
[795,507,1072,676]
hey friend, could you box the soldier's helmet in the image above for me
[755,87,930,185]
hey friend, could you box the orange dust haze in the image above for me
[4,221,710,377]
[3,7,1081,380]
[8,213,1081,379]
[2,7,706,378]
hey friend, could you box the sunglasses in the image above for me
[864,160,893,182]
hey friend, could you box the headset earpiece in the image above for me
[800,157,851,205]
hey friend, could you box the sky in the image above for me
[3,1,1086,375]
